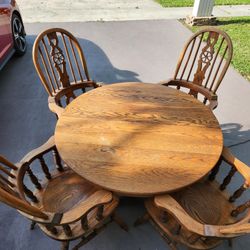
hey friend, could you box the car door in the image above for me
[0,1,13,64]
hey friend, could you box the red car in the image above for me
[0,0,26,70]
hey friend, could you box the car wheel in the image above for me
[12,13,26,56]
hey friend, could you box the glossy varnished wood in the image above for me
[55,82,223,196]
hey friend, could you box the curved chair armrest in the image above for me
[219,224,250,235]
[166,80,218,100]
[60,190,113,225]
[157,79,218,108]
[154,194,205,236]
[222,146,250,186]
[18,136,55,164]
[48,96,65,118]
[157,79,173,85]
[204,210,250,237]
[155,194,250,238]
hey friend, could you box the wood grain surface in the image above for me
[55,82,223,196]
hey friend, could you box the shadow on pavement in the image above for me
[221,123,250,147]
[0,35,140,161]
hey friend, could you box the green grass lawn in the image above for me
[157,0,250,7]
[183,16,250,81]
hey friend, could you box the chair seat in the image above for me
[39,195,119,241]
[172,180,236,225]
[145,180,238,249]
[35,169,99,213]
[33,168,119,241]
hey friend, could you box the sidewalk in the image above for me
[19,0,250,23]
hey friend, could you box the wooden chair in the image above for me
[0,136,121,250]
[142,147,250,250]
[32,28,102,118]
[159,28,233,110]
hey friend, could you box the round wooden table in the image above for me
[55,82,223,197]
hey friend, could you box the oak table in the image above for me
[55,82,223,197]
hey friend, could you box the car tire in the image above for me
[11,13,26,56]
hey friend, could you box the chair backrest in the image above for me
[0,155,48,219]
[33,28,92,97]
[173,28,233,94]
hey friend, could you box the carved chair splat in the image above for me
[33,28,102,118]
[159,28,233,110]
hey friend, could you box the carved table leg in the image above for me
[134,213,150,227]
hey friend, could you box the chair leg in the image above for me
[159,231,178,250]
[112,213,129,232]
[72,232,97,250]
[228,239,233,247]
[30,221,36,230]
[61,241,69,250]
[134,213,150,227]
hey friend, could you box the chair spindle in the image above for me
[231,201,250,217]
[46,225,58,235]
[25,163,42,190]
[209,158,222,181]
[96,205,104,221]
[81,216,89,230]
[52,148,64,172]
[62,224,72,237]
[23,184,38,203]
[220,166,236,190]
[39,157,51,180]
[229,184,248,203]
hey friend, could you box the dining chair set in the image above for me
[0,27,249,250]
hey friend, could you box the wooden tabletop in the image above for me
[55,82,223,196]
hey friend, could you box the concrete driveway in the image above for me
[0,19,250,250]
[18,0,250,22]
